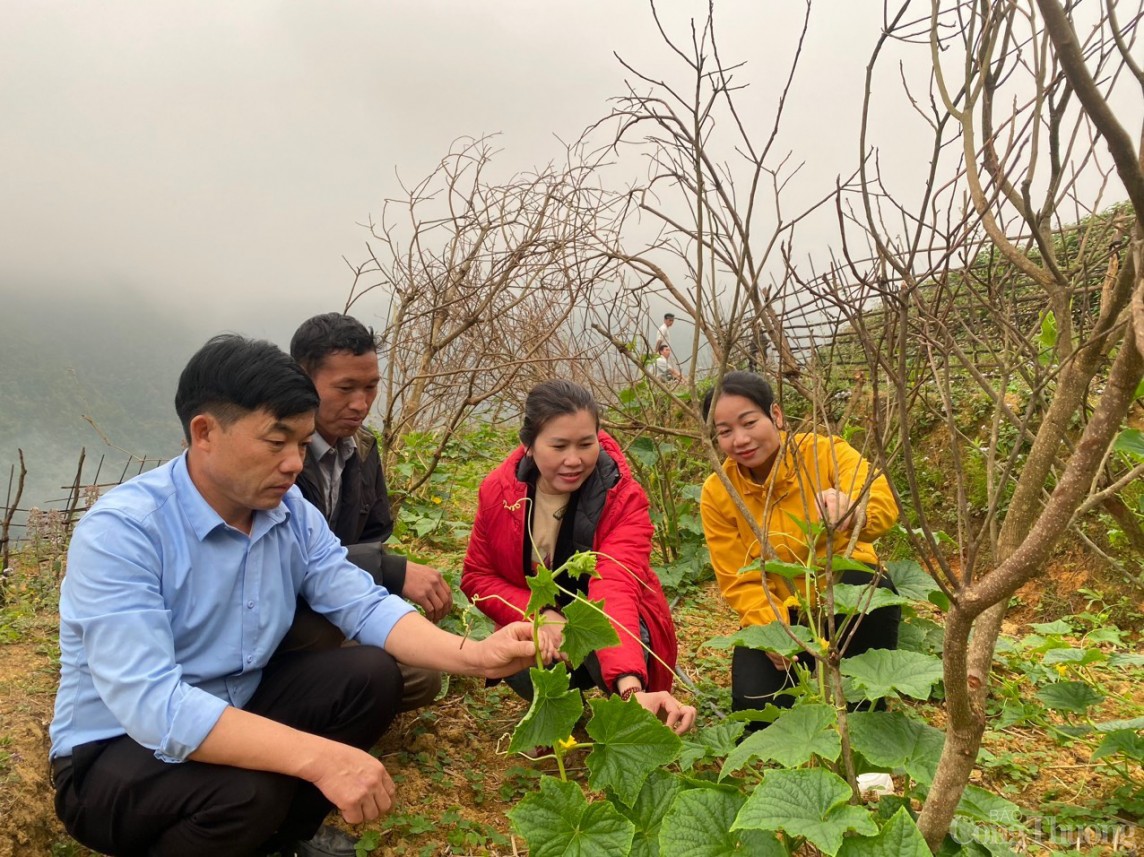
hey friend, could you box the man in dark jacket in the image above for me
[287,313,452,711]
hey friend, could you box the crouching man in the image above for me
[48,335,534,857]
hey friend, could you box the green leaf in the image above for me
[586,695,683,807]
[827,556,881,574]
[659,787,786,857]
[897,616,944,656]
[733,768,878,856]
[1028,619,1072,635]
[886,560,947,609]
[721,704,840,775]
[1092,729,1144,762]
[830,584,913,616]
[561,598,620,669]
[628,436,661,469]
[707,622,814,658]
[837,807,930,857]
[955,786,1021,828]
[763,559,812,579]
[611,769,684,857]
[1113,427,1144,459]
[561,551,600,580]
[508,776,636,856]
[1035,681,1105,714]
[680,722,745,772]
[1041,647,1107,667]
[1038,310,1058,363]
[840,650,943,701]
[848,711,945,787]
[509,664,585,753]
[527,564,560,616]
[1095,715,1144,732]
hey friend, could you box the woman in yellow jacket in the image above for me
[700,371,900,724]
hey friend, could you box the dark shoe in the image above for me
[291,824,359,857]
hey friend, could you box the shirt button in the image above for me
[247,601,254,609]
[246,655,253,664]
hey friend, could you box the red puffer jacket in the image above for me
[461,431,679,693]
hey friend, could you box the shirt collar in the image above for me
[173,452,290,541]
[310,432,357,464]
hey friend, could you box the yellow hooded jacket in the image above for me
[700,432,898,628]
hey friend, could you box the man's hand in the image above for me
[633,690,698,735]
[304,740,396,824]
[473,621,541,678]
[402,561,452,623]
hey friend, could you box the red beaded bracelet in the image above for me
[620,686,641,702]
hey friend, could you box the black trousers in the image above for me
[53,645,403,857]
[731,569,901,726]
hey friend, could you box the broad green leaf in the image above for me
[659,787,786,857]
[527,564,560,615]
[897,616,944,655]
[1092,729,1144,762]
[826,556,880,574]
[1096,716,1144,732]
[586,695,683,807]
[508,664,584,753]
[680,722,745,772]
[707,622,814,658]
[561,598,619,669]
[763,559,812,579]
[849,711,945,787]
[611,769,684,857]
[886,560,947,609]
[721,704,840,776]
[955,786,1021,828]
[1035,680,1105,714]
[840,650,943,701]
[733,768,878,856]
[562,551,600,580]
[1086,626,1127,647]
[1028,619,1072,635]
[830,584,912,616]
[837,807,930,857]
[1038,310,1058,363]
[508,776,635,856]
[1113,427,1144,459]
[1041,647,1107,667]
[628,436,661,469]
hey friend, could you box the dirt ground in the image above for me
[1,566,1139,856]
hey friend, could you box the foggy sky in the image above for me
[0,1,907,350]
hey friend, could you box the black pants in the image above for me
[732,569,900,726]
[53,645,403,857]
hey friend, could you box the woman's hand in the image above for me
[766,651,795,671]
[537,609,567,664]
[633,691,698,734]
[815,489,862,531]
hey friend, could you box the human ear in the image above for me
[188,414,215,450]
[771,405,785,429]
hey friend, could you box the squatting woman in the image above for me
[700,371,901,722]
[461,380,695,734]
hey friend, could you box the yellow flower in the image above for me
[1054,664,1068,677]
[431,496,443,505]
[782,596,800,610]
[557,736,578,751]
[818,637,830,652]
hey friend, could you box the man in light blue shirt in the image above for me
[49,335,535,857]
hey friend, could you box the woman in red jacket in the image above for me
[461,380,695,734]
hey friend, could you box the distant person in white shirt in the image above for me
[654,312,676,351]
[655,343,683,383]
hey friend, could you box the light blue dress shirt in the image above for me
[49,453,415,762]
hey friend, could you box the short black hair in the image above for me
[701,371,776,422]
[175,334,319,441]
[664,312,675,320]
[657,343,671,355]
[519,380,600,447]
[289,313,379,374]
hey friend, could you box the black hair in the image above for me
[701,371,777,422]
[656,342,671,355]
[664,312,675,320]
[175,334,319,441]
[289,312,379,374]
[519,380,600,447]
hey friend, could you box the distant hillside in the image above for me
[0,290,199,510]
